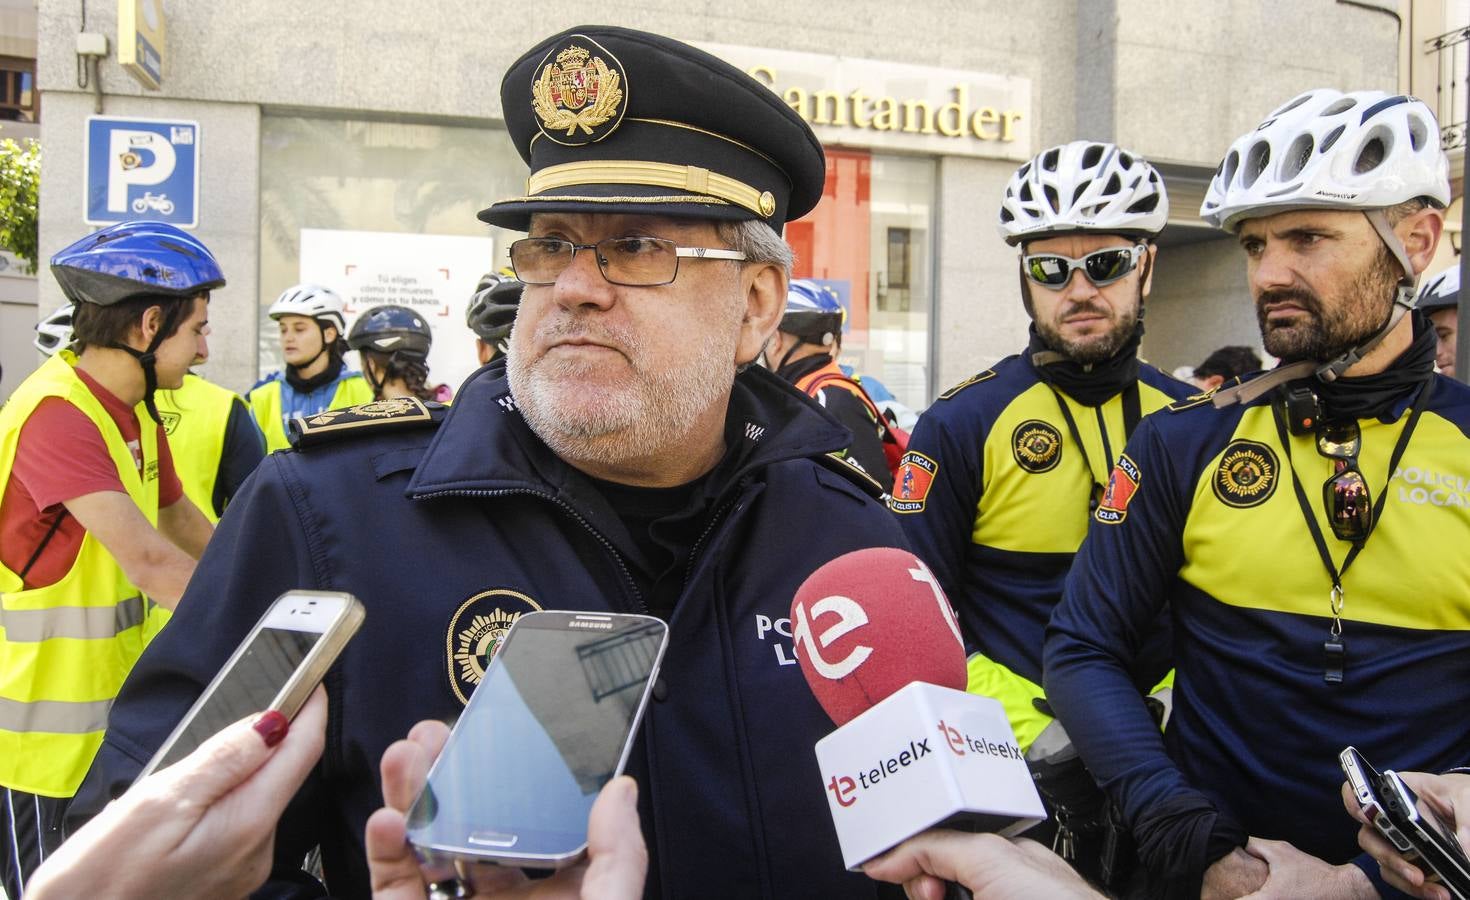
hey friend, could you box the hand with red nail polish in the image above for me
[26,688,328,900]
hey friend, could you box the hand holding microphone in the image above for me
[788,548,1047,879]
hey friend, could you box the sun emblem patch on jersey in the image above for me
[889,451,938,513]
[532,37,626,145]
[1213,440,1279,508]
[1012,420,1063,473]
[1095,454,1141,524]
[446,589,543,705]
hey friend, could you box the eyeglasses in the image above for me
[1022,244,1145,289]
[1316,420,1372,543]
[508,237,747,287]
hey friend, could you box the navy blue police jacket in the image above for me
[70,360,908,899]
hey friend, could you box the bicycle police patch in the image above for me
[446,589,543,705]
[889,451,938,514]
[1012,420,1063,473]
[1213,440,1278,508]
[1096,454,1140,524]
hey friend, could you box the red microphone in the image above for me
[789,547,967,726]
[789,547,1045,875]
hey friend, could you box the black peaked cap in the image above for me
[481,25,826,233]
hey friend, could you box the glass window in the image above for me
[786,150,934,412]
[258,116,527,390]
[0,57,36,122]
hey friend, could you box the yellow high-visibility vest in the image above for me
[155,374,239,524]
[246,373,374,452]
[0,352,157,797]
[145,374,245,640]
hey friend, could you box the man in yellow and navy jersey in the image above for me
[891,141,1191,752]
[1046,89,1470,900]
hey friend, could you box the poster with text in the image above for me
[299,228,498,398]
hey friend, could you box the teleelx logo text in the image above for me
[938,719,1022,760]
[826,736,935,808]
[825,719,1023,808]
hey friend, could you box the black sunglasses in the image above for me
[1317,420,1372,543]
[1022,244,1145,289]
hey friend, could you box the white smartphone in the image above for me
[134,590,365,783]
[406,611,669,870]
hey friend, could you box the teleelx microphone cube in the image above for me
[790,548,1045,870]
[815,682,1045,870]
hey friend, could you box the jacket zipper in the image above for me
[415,487,647,615]
[682,476,751,592]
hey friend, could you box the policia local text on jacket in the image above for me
[892,325,1190,748]
[1044,322,1470,896]
[70,360,908,899]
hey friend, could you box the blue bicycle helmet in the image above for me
[1417,266,1459,313]
[50,220,226,307]
[49,221,225,424]
[780,279,845,346]
[348,305,433,360]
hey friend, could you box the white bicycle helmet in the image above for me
[1201,89,1450,232]
[34,302,75,357]
[1417,265,1459,313]
[268,283,347,333]
[998,141,1170,246]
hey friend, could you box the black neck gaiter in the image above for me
[286,352,344,393]
[1028,322,1143,407]
[1309,311,1437,421]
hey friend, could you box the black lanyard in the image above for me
[1049,382,1141,512]
[1269,380,1428,684]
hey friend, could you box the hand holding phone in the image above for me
[368,722,648,899]
[135,590,364,783]
[1380,771,1470,900]
[405,611,668,871]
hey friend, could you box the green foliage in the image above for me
[0,136,41,274]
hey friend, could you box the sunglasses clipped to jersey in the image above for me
[1022,244,1147,290]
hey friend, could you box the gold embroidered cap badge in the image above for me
[532,38,626,145]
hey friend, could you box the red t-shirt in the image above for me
[0,368,183,589]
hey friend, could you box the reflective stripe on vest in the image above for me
[0,352,158,797]
[248,373,375,452]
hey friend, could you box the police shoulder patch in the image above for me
[288,397,445,450]
[446,589,544,705]
[1095,454,1141,524]
[889,450,938,514]
[815,451,888,501]
[1167,389,1217,413]
[938,368,998,401]
[1212,440,1279,508]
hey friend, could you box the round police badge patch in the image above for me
[446,589,543,705]
[532,36,627,146]
[1213,440,1279,508]
[1012,420,1063,473]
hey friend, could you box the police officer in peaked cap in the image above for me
[73,25,909,899]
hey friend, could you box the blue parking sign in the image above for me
[85,116,200,228]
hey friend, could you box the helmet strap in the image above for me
[1213,210,1420,409]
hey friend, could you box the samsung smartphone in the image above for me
[406,611,669,869]
[134,590,365,782]
[1340,746,1416,855]
[1381,770,1470,900]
